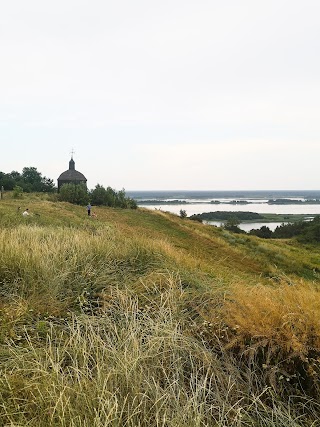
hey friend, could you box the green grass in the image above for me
[1,195,320,425]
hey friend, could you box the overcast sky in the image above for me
[1,0,319,190]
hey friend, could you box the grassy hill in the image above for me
[1,195,320,426]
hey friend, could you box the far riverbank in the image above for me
[130,190,320,231]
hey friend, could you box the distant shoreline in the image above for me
[189,212,314,223]
[128,190,320,200]
[133,191,320,218]
[138,199,320,206]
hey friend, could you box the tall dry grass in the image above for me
[0,281,314,427]
[0,225,162,302]
[224,282,320,354]
[197,281,320,402]
[0,222,233,319]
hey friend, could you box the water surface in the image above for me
[129,190,320,216]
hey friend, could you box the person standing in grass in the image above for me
[86,203,92,216]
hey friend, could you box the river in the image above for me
[128,190,320,231]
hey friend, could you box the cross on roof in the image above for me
[70,148,75,159]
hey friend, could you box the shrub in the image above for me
[179,209,187,219]
[12,185,23,199]
[249,225,272,239]
[223,217,245,234]
[58,183,89,205]
[90,184,137,209]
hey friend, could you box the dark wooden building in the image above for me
[57,157,87,191]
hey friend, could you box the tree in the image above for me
[115,188,137,209]
[0,172,15,190]
[8,171,22,180]
[116,189,127,208]
[21,167,56,192]
[90,184,108,205]
[41,176,56,193]
[22,166,41,182]
[125,197,137,209]
[58,183,89,205]
[273,222,304,239]
[297,216,320,243]
[223,216,245,234]
[22,167,42,191]
[90,185,137,209]
[179,209,187,219]
[105,186,117,207]
[249,225,272,239]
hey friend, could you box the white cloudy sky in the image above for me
[1,0,319,190]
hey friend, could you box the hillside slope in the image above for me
[0,197,320,426]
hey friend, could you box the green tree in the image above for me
[116,189,126,208]
[125,197,137,209]
[91,184,108,205]
[41,176,56,193]
[22,166,41,182]
[179,209,187,219]
[8,171,22,180]
[90,185,137,209]
[22,167,42,191]
[297,216,320,243]
[22,167,56,192]
[223,216,245,234]
[249,225,272,239]
[0,167,55,193]
[114,188,137,209]
[58,183,89,205]
[105,186,117,206]
[0,171,20,190]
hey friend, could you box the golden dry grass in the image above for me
[223,281,320,355]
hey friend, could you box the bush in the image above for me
[58,183,89,205]
[223,217,245,234]
[12,185,23,199]
[179,209,187,219]
[249,225,272,239]
[90,184,137,209]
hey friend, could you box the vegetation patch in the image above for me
[0,195,320,425]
